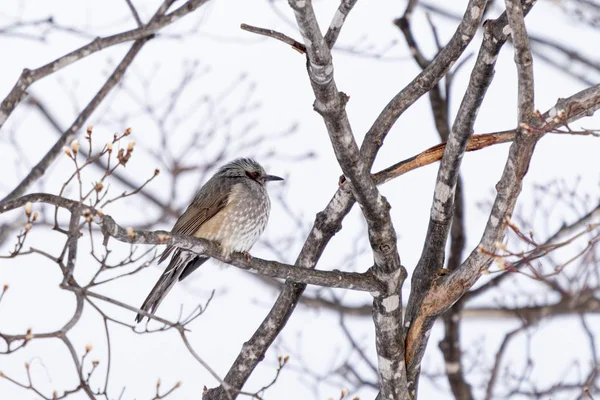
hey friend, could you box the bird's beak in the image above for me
[265,174,284,182]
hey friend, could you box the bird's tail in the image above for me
[135,252,187,323]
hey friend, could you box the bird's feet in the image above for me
[240,251,252,261]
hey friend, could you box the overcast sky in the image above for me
[1,0,600,399]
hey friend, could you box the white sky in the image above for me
[1,0,600,399]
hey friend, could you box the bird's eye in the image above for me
[246,171,260,180]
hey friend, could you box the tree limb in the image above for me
[505,0,535,121]
[404,80,600,393]
[0,0,210,129]
[360,0,488,169]
[288,0,407,397]
[0,193,382,293]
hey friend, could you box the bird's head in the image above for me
[218,158,284,186]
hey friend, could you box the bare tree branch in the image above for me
[124,0,144,27]
[405,14,501,357]
[465,200,600,301]
[505,0,535,121]
[360,0,488,169]
[240,23,306,54]
[25,96,179,218]
[405,80,600,396]
[0,0,210,129]
[202,79,599,400]
[288,0,408,397]
[323,0,359,49]
[0,194,383,292]
[394,6,474,398]
[1,38,150,203]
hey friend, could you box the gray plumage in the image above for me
[135,158,283,323]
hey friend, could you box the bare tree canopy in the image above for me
[1,0,599,399]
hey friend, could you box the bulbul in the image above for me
[135,158,283,322]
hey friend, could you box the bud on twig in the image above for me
[32,211,39,222]
[127,227,136,240]
[519,123,532,134]
[157,234,171,244]
[124,127,132,136]
[63,146,72,158]
[495,257,506,270]
[154,168,160,176]
[24,223,32,232]
[106,141,113,152]
[95,182,104,192]
[127,140,136,152]
[25,202,32,217]
[85,343,92,353]
[117,148,132,166]
[71,139,80,154]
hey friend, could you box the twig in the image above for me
[323,0,359,49]
[1,38,151,203]
[124,0,144,27]
[288,0,407,397]
[0,0,210,129]
[240,23,306,54]
[505,0,535,121]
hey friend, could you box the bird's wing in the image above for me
[158,179,232,264]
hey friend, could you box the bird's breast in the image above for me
[194,183,270,256]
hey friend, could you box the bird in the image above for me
[135,158,283,323]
